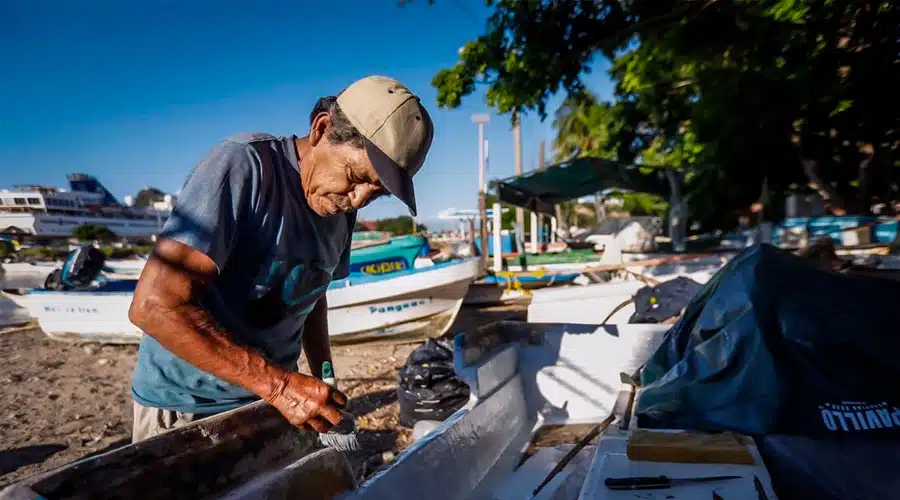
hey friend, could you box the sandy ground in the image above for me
[0,303,526,488]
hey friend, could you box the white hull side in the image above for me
[0,212,165,239]
[21,259,479,344]
[527,265,722,325]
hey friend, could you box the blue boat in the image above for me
[100,237,429,278]
[348,235,428,277]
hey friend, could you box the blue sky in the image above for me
[0,0,613,229]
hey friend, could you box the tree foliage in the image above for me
[72,224,118,242]
[431,0,899,229]
[373,216,427,236]
[134,187,167,209]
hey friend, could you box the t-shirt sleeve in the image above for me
[159,141,257,272]
[332,213,356,280]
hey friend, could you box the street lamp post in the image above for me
[472,113,491,272]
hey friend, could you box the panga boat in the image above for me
[0,321,781,499]
[18,258,479,345]
[347,235,428,276]
[464,269,584,306]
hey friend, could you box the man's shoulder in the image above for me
[197,133,286,173]
[221,132,283,147]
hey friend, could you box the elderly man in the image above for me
[128,76,434,442]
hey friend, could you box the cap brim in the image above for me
[363,139,417,216]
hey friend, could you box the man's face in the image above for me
[300,114,387,217]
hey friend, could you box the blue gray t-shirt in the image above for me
[131,133,356,414]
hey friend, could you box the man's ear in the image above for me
[309,112,332,147]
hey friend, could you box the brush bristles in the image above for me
[318,431,360,452]
[317,410,359,452]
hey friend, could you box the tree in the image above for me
[135,187,166,209]
[72,224,118,242]
[430,0,899,230]
[373,216,427,236]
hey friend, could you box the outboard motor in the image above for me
[45,246,106,291]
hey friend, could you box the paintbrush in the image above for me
[316,361,360,452]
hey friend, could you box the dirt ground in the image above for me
[0,303,526,488]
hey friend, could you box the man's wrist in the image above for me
[249,360,294,403]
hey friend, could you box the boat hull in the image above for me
[20,259,479,344]
[528,259,725,324]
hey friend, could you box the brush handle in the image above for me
[321,361,337,387]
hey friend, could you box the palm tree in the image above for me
[553,92,621,224]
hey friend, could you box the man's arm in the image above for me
[130,239,284,402]
[303,296,332,381]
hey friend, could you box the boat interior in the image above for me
[4,321,781,500]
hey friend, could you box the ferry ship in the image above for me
[0,174,171,240]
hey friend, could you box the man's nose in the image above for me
[350,184,381,209]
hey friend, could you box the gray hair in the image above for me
[309,96,365,147]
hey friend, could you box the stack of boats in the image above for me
[5,218,900,498]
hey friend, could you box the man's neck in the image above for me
[294,136,310,164]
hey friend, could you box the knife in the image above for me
[605,475,742,490]
[753,475,770,499]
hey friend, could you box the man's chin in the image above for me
[312,205,354,218]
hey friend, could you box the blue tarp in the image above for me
[636,244,900,436]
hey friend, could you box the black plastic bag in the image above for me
[636,244,900,436]
[628,276,703,324]
[397,339,470,427]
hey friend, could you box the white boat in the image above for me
[528,254,728,325]
[0,174,171,240]
[18,258,479,344]
[0,321,782,499]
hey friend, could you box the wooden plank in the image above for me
[626,429,755,465]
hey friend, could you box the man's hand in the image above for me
[266,371,348,432]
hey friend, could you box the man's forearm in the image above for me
[137,299,289,401]
[303,297,332,380]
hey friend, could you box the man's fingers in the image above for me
[329,387,348,407]
[306,416,331,433]
[318,404,344,426]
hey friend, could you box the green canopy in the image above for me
[491,157,671,215]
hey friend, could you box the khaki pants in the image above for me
[132,400,215,443]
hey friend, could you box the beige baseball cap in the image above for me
[337,76,434,216]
